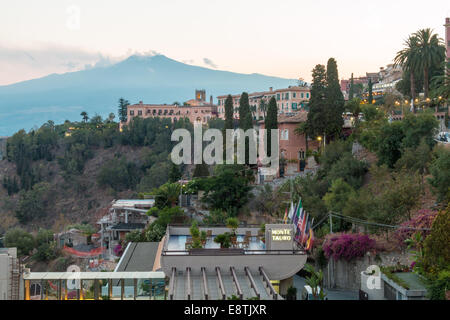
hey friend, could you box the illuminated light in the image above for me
[317,136,322,141]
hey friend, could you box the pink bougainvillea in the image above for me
[322,233,376,261]
[113,244,123,256]
[393,210,437,248]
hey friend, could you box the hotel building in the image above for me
[124,90,217,127]
[216,86,311,120]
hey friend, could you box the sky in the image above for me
[0,0,449,85]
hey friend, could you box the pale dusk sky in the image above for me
[0,0,449,85]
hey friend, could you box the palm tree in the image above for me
[414,28,446,99]
[258,100,267,118]
[80,111,89,123]
[294,122,309,155]
[394,35,420,107]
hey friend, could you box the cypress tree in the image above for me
[239,92,254,164]
[224,95,234,130]
[368,78,373,104]
[238,92,253,131]
[265,97,278,157]
[306,64,328,139]
[348,73,354,100]
[325,58,345,138]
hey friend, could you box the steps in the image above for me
[221,273,237,299]
[236,273,256,299]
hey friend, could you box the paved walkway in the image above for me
[293,275,358,300]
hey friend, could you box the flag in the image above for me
[292,199,303,228]
[287,201,295,222]
[306,228,314,251]
[303,217,314,246]
[283,207,288,224]
[300,212,309,244]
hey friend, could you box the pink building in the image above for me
[124,91,217,127]
[216,86,311,120]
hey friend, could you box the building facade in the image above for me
[217,86,311,120]
[124,90,217,127]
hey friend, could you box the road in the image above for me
[293,275,358,300]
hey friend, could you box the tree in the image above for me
[168,163,182,183]
[304,264,326,300]
[368,78,373,104]
[348,73,354,100]
[238,92,252,130]
[323,179,356,214]
[394,35,420,106]
[325,58,345,138]
[238,92,254,164]
[258,99,267,118]
[414,28,446,98]
[201,164,252,216]
[80,111,89,123]
[375,121,405,168]
[4,228,35,257]
[118,98,130,123]
[423,205,450,273]
[428,147,450,203]
[224,95,234,130]
[15,182,52,224]
[264,97,278,157]
[306,64,327,139]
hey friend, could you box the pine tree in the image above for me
[264,97,278,157]
[325,58,345,138]
[118,98,130,123]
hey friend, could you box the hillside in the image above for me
[0,54,297,136]
[0,143,146,234]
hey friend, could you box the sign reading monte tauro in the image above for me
[265,224,294,251]
[271,229,292,241]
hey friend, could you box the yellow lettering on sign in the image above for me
[271,229,292,241]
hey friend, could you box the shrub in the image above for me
[393,210,437,248]
[427,270,450,300]
[322,233,376,261]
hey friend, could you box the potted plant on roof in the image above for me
[226,217,239,245]
[259,223,266,244]
[189,221,203,249]
[214,233,232,249]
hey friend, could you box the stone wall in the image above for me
[321,251,413,291]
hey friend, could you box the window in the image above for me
[292,103,298,110]
[285,93,289,100]
[301,93,304,98]
[306,93,310,98]
[293,93,296,98]
[129,110,134,116]
[281,129,289,140]
[138,110,142,116]
[277,93,280,101]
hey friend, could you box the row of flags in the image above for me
[283,199,314,251]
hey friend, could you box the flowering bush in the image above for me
[113,244,123,256]
[393,210,437,248]
[322,233,376,261]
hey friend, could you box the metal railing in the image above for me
[216,267,226,300]
[230,267,243,300]
[162,249,306,256]
[244,266,260,299]
[259,266,278,300]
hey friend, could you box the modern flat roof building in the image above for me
[160,224,307,300]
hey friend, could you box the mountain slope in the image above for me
[0,54,297,135]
